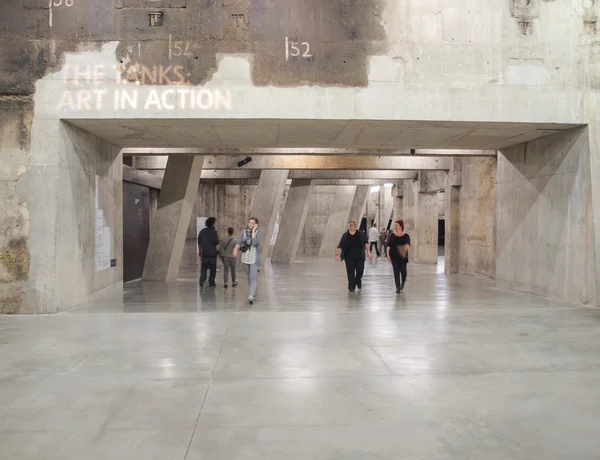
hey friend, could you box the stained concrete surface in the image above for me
[2,258,600,459]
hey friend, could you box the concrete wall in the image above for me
[0,99,31,312]
[497,128,597,306]
[458,158,497,278]
[4,0,600,311]
[16,121,123,313]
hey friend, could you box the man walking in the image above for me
[198,217,219,288]
[368,223,380,257]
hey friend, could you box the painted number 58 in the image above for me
[285,37,312,61]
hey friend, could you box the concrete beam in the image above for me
[123,148,498,157]
[271,180,313,263]
[133,156,452,171]
[249,170,289,264]
[319,186,357,258]
[142,156,204,281]
[123,164,162,189]
[204,156,452,170]
[198,170,417,180]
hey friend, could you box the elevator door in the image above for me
[123,181,150,282]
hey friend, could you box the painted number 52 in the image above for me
[285,37,312,61]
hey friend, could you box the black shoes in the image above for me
[224,284,228,288]
[232,282,238,287]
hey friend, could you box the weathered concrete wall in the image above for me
[497,129,597,305]
[458,158,497,278]
[0,98,32,313]
[15,121,123,313]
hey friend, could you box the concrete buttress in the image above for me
[319,186,357,257]
[271,180,313,263]
[142,156,204,281]
[249,170,289,264]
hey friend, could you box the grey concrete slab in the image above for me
[89,429,193,460]
[187,425,454,460]
[106,380,209,430]
[3,258,600,458]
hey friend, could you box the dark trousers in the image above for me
[369,241,380,256]
[200,258,217,286]
[345,257,365,291]
[222,256,236,284]
[392,259,407,289]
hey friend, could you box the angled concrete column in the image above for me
[415,191,439,264]
[319,185,357,257]
[587,99,600,306]
[445,160,461,274]
[271,180,313,263]
[249,170,289,262]
[348,185,369,224]
[142,156,204,281]
[379,185,394,229]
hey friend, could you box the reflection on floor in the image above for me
[2,257,600,459]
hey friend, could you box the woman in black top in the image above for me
[386,219,411,293]
[335,221,373,292]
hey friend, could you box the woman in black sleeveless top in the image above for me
[386,219,411,293]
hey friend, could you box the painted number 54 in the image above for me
[285,37,312,61]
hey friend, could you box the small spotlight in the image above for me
[384,183,393,187]
[410,148,416,155]
[237,156,252,167]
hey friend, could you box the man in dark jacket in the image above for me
[198,217,220,287]
[335,220,373,292]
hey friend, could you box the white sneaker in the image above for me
[248,296,254,304]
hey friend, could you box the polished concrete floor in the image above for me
[2,256,600,459]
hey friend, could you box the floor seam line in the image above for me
[184,323,230,460]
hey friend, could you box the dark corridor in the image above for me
[123,182,150,282]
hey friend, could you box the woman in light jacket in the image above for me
[233,217,262,304]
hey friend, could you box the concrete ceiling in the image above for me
[67,119,579,150]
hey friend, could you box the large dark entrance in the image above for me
[123,181,151,282]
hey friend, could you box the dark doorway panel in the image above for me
[123,182,150,282]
